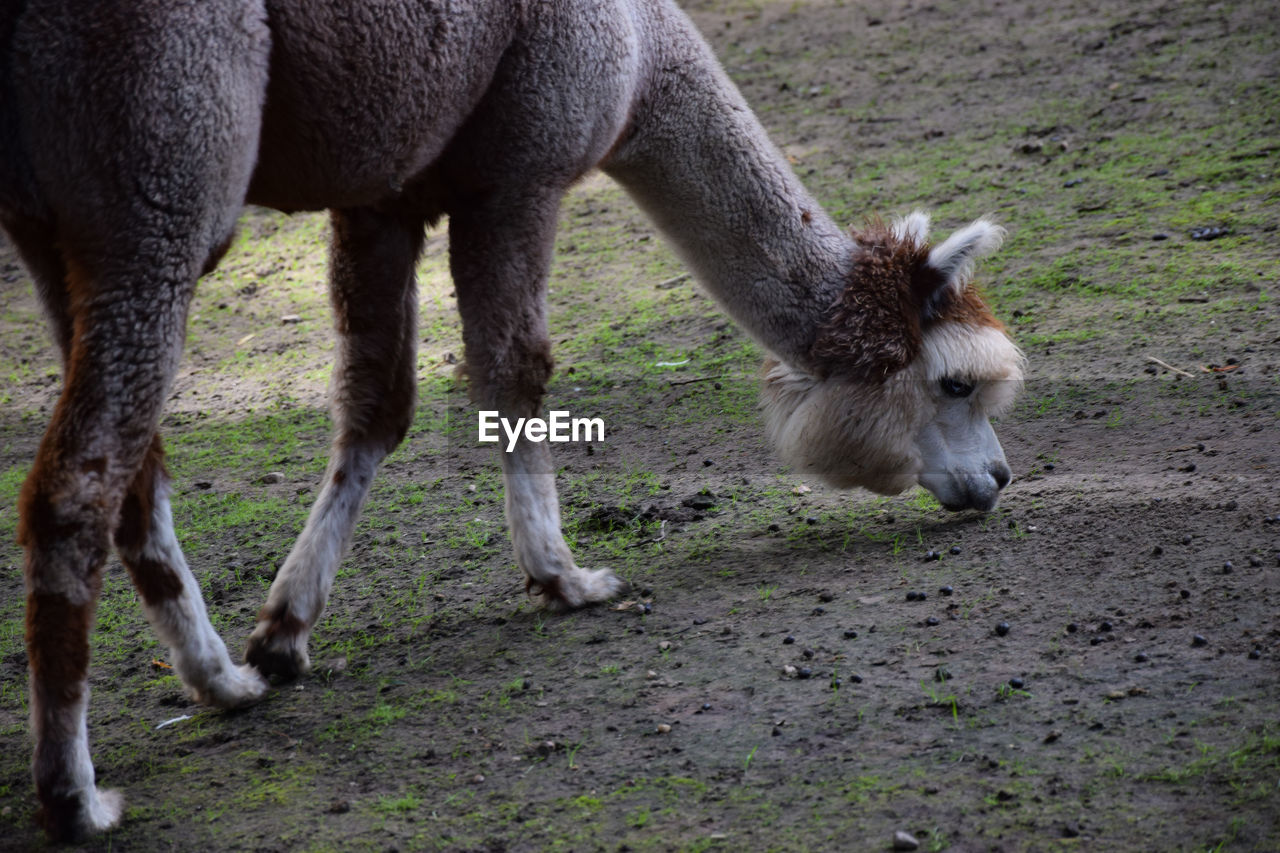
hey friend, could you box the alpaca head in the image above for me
[761,212,1023,511]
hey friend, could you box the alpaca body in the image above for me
[1,0,1022,839]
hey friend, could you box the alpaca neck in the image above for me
[602,4,853,370]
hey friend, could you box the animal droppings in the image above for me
[939,585,954,596]
[1009,677,1025,689]
[1192,634,1208,647]
[925,616,940,627]
[783,635,795,645]
[996,622,1011,637]
[843,629,859,639]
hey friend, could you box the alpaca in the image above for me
[0,0,1022,839]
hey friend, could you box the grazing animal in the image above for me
[0,0,1023,839]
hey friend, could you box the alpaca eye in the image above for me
[939,377,975,398]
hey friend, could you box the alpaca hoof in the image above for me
[245,620,311,681]
[188,663,270,709]
[39,786,124,841]
[528,566,627,611]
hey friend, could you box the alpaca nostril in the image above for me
[991,462,1012,491]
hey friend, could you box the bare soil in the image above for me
[1,0,1277,851]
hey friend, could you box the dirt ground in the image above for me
[1,0,1277,851]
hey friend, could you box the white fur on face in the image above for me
[761,322,1022,502]
[761,359,927,494]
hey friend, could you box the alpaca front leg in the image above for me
[245,206,424,679]
[449,193,623,610]
[503,437,627,609]
[114,439,267,708]
[245,443,386,677]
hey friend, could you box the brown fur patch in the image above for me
[809,220,941,381]
[124,557,185,606]
[112,435,167,555]
[26,593,93,704]
[933,282,1004,331]
[525,574,565,604]
[332,469,347,485]
[809,220,1002,380]
[16,484,78,550]
[254,602,308,642]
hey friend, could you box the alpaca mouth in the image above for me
[922,469,1007,513]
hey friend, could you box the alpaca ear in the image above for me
[926,218,1004,292]
[891,210,932,247]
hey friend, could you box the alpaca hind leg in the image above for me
[246,207,424,679]
[449,193,624,609]
[20,251,215,839]
[113,436,268,707]
[12,4,269,835]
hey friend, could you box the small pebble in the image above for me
[1189,226,1230,241]
[925,616,940,627]
[1009,677,1024,689]
[1135,652,1149,663]
[949,546,961,555]
[1182,534,1193,546]
[1222,560,1233,574]
[701,702,712,711]
[797,667,813,679]
[783,635,795,645]
[1192,634,1208,647]
[801,648,814,659]
[658,641,672,651]
[656,723,671,734]
[1248,649,1261,660]
[939,585,954,596]
[850,674,863,683]
[893,830,920,851]
[995,622,1011,637]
